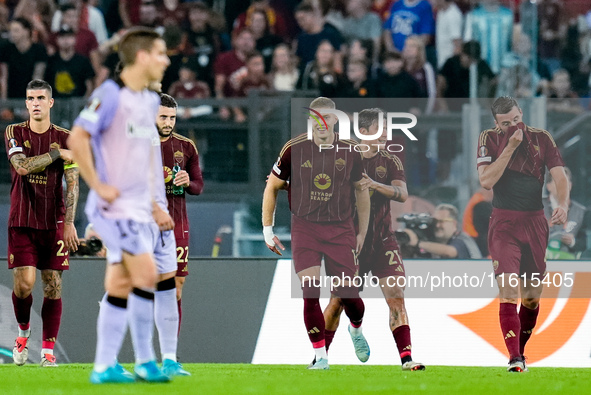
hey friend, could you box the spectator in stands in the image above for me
[169,56,211,99]
[214,27,255,120]
[463,0,513,74]
[160,25,186,95]
[51,0,108,44]
[185,2,222,91]
[51,3,100,76]
[157,0,186,27]
[294,1,343,73]
[434,0,463,70]
[462,186,493,257]
[538,0,566,75]
[233,0,292,42]
[437,41,496,112]
[402,203,482,259]
[376,52,422,100]
[403,35,436,114]
[0,3,10,41]
[45,26,95,98]
[339,59,375,98]
[383,0,434,53]
[496,33,551,98]
[118,0,142,29]
[229,52,271,123]
[12,0,55,44]
[249,8,284,73]
[348,38,379,79]
[137,0,164,33]
[342,0,382,60]
[544,167,589,259]
[297,39,344,97]
[271,44,299,91]
[546,69,584,114]
[0,18,47,99]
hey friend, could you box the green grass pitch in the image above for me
[1,364,590,394]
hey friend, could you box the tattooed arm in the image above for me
[10,149,61,176]
[64,166,80,251]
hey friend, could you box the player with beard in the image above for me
[156,94,204,333]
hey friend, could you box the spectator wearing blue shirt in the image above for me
[383,0,434,53]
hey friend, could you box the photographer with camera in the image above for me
[70,223,106,257]
[401,204,482,259]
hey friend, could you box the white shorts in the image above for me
[89,213,153,265]
[150,223,177,275]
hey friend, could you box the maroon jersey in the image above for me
[214,50,247,96]
[477,124,564,211]
[358,151,406,248]
[272,133,363,223]
[161,132,204,240]
[168,80,211,99]
[4,121,69,229]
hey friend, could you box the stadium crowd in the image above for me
[1,0,591,111]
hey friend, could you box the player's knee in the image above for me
[14,281,33,298]
[386,296,405,311]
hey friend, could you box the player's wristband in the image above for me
[49,149,61,162]
[263,226,275,246]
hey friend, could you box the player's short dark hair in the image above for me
[358,108,384,131]
[12,17,32,34]
[462,40,481,60]
[491,96,520,118]
[546,166,572,184]
[436,203,459,221]
[26,79,52,97]
[309,97,335,109]
[160,93,177,109]
[118,27,162,66]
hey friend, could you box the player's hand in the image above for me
[551,205,568,226]
[355,232,366,253]
[64,222,79,252]
[59,149,74,163]
[561,233,575,247]
[263,226,285,256]
[507,128,523,151]
[96,183,120,204]
[173,170,190,188]
[153,205,175,231]
[359,173,375,191]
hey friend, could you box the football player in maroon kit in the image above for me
[5,79,79,367]
[477,96,569,372]
[262,97,371,370]
[156,93,204,330]
[320,108,425,370]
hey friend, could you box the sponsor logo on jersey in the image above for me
[313,173,332,190]
[163,166,172,183]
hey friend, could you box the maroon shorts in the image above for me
[291,215,358,278]
[358,234,405,279]
[8,225,69,271]
[175,237,189,277]
[488,208,549,277]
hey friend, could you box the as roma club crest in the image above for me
[335,158,346,171]
[376,166,387,178]
[174,150,184,164]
